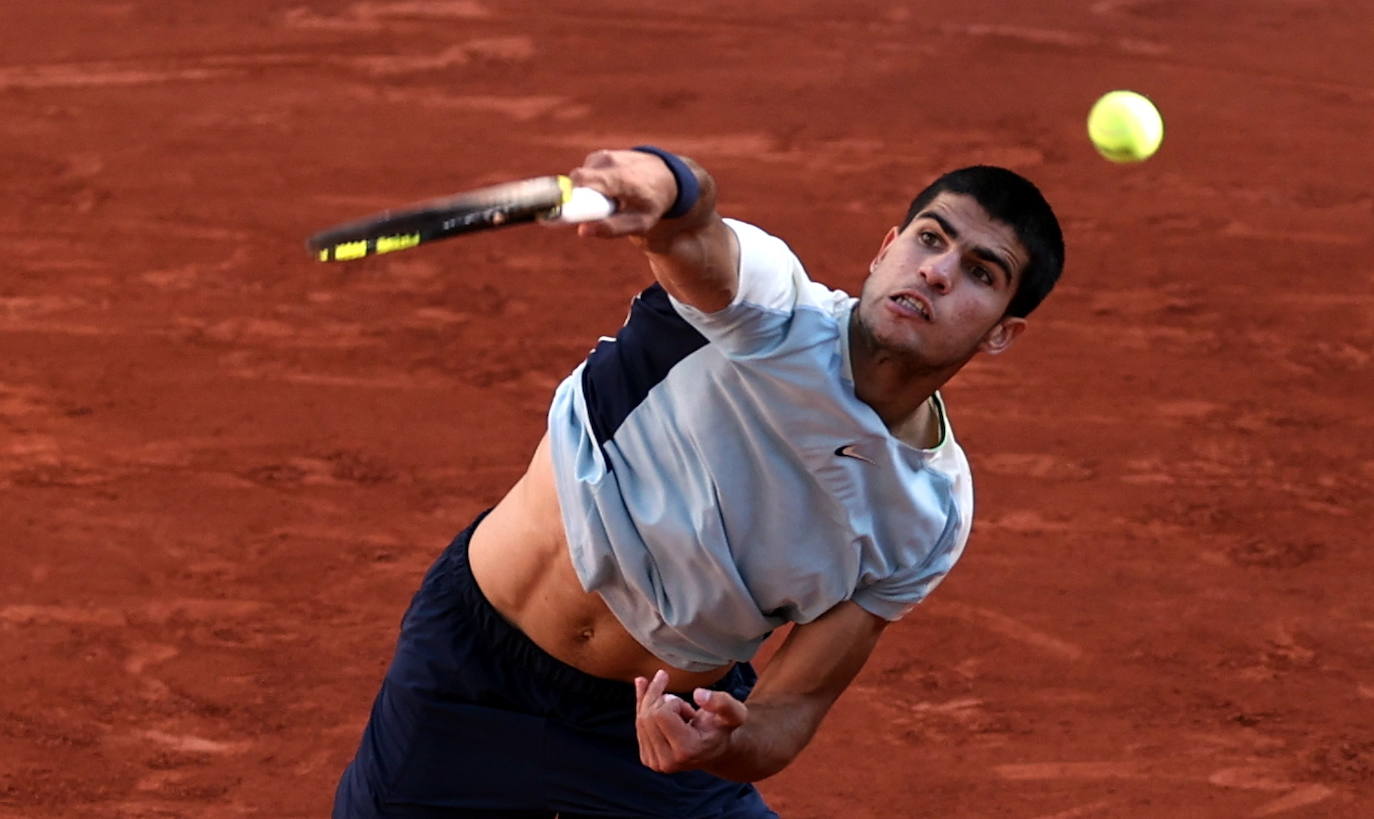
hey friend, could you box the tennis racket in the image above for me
[307,175,616,262]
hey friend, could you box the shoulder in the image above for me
[667,219,852,353]
[711,219,851,315]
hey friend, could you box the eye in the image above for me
[917,230,941,247]
[970,265,993,285]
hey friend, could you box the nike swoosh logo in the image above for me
[834,444,875,464]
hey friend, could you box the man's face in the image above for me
[855,192,1029,370]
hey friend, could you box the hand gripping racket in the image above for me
[307,175,616,262]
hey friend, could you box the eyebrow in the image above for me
[917,210,1015,286]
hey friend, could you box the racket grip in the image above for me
[552,187,616,224]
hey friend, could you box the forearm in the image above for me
[570,148,740,312]
[702,697,827,782]
[634,604,884,782]
[637,217,739,313]
[699,603,887,782]
[630,158,740,312]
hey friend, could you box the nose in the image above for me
[918,250,956,293]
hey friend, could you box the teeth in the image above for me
[896,295,928,319]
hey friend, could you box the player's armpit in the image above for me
[700,600,889,782]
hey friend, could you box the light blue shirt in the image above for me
[547,219,974,671]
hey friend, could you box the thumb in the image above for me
[578,221,615,239]
[692,688,747,727]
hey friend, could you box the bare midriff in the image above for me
[468,433,733,693]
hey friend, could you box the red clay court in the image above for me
[3,1,1372,816]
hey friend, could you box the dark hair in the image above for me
[901,166,1064,318]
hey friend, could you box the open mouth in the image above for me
[891,293,931,321]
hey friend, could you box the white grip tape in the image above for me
[554,187,617,224]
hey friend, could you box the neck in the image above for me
[847,311,963,431]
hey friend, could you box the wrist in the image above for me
[632,145,702,218]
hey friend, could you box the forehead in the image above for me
[909,192,1028,278]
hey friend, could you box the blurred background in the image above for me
[2,1,1372,816]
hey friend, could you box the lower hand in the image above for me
[634,669,747,774]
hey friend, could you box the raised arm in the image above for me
[634,600,889,782]
[570,148,740,313]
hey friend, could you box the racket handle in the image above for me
[551,186,616,224]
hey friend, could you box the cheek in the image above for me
[858,273,879,301]
[858,274,890,313]
[947,295,1007,339]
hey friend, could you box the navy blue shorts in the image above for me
[333,510,777,818]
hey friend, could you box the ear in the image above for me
[869,226,901,271]
[978,316,1027,355]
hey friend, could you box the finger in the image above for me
[634,679,646,718]
[638,731,664,771]
[635,671,674,765]
[646,669,669,701]
[579,149,616,170]
[567,165,665,237]
[692,688,748,729]
[637,722,663,769]
[652,694,703,740]
[568,165,609,190]
[634,678,662,768]
[567,163,631,198]
[574,216,628,240]
[638,673,668,722]
[646,712,697,770]
[571,201,655,239]
[639,703,687,771]
[601,212,659,236]
[636,675,657,719]
[657,692,697,728]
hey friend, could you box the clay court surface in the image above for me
[4,1,1373,816]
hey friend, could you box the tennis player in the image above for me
[333,146,1064,817]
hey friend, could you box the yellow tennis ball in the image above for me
[1087,90,1163,163]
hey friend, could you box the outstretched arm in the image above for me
[634,600,889,782]
[570,148,740,313]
